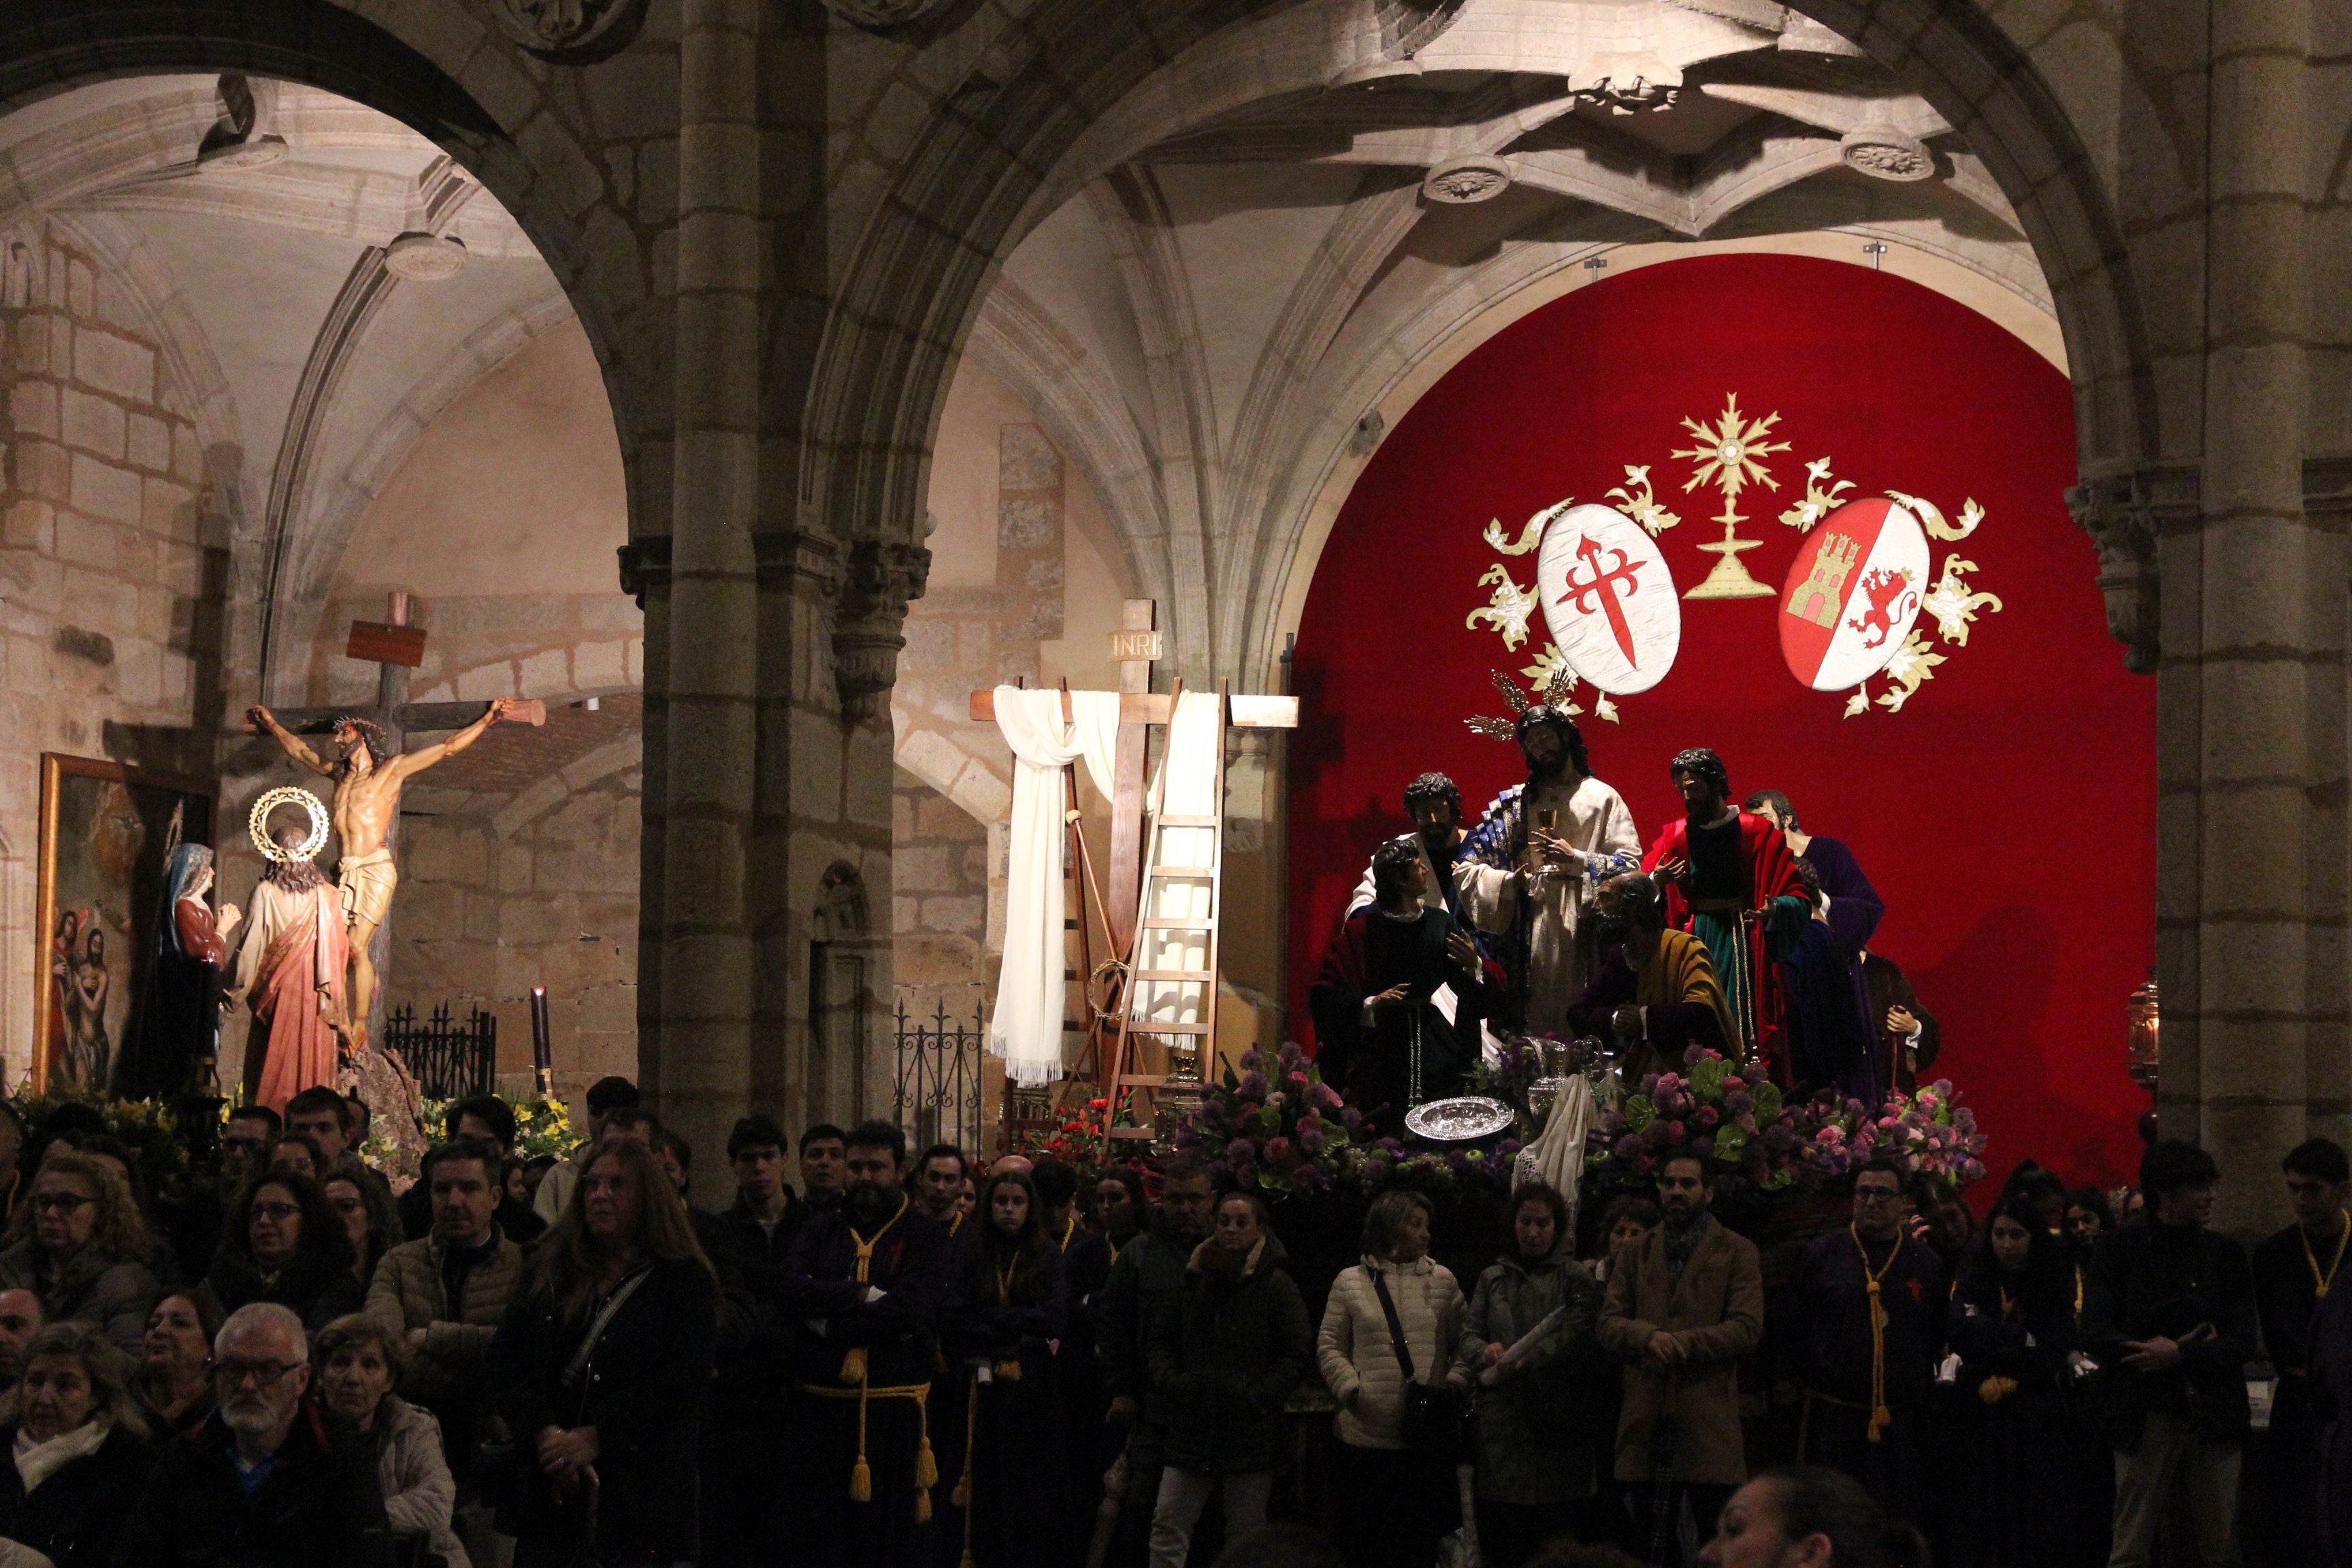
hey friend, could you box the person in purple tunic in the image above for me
[778,1120,951,1568]
[1748,791,1888,1102]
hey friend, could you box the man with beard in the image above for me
[1642,749,1810,1081]
[119,1302,393,1565]
[1311,838,1501,1128]
[1597,1152,1763,1562]
[1096,1156,1216,1567]
[1459,707,1642,1031]
[1345,772,1476,922]
[1564,872,1735,1082]
[779,1120,949,1568]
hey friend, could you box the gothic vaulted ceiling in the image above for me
[964,0,2050,685]
[0,74,574,689]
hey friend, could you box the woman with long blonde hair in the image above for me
[489,1133,717,1568]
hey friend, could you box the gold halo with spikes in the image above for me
[248,787,329,864]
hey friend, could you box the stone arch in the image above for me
[0,3,665,529]
[801,0,2157,615]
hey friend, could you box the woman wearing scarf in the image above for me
[314,1314,468,1568]
[0,1321,153,1568]
[118,843,238,1102]
[936,1169,1071,1567]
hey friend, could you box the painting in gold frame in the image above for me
[34,754,213,1095]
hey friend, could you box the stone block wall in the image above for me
[0,223,218,1083]
[891,764,990,1027]
[390,772,641,1106]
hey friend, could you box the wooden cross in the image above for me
[259,591,546,742]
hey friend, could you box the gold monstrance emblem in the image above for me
[1672,393,1790,600]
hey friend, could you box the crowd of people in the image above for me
[0,1057,2328,1568]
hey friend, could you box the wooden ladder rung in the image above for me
[1124,1022,1210,1035]
[1141,917,1209,929]
[1145,866,1215,878]
[1132,969,1213,983]
[1153,814,1220,828]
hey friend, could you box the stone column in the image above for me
[652,0,763,1190]
[2163,0,2344,1232]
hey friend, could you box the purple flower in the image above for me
[1238,1071,1269,1100]
[1278,1041,1305,1070]
[1299,1126,1326,1156]
[1239,1050,1265,1074]
[1341,1107,1363,1132]
[1264,1136,1294,1166]
[1696,1105,1720,1129]
[1616,1134,1644,1160]
[1309,1082,1343,1112]
[1692,1134,1715,1160]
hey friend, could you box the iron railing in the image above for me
[894,997,984,1155]
[385,1003,497,1100]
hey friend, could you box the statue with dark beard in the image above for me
[1458,706,1641,1031]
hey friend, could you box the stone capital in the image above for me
[2066,462,2199,674]
[616,536,670,608]
[486,0,648,58]
[833,538,932,721]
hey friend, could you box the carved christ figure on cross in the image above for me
[247,698,519,1048]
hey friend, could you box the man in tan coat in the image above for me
[1599,1151,1765,1561]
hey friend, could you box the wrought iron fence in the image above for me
[894,997,984,1155]
[385,1003,497,1100]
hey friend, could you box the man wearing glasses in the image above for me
[1786,1156,1946,1517]
[116,1301,394,1565]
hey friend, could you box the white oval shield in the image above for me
[1535,501,1682,696]
[1776,496,1931,691]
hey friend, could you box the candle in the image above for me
[530,986,553,1096]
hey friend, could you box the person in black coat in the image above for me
[202,1172,364,1334]
[0,1321,153,1568]
[2082,1139,2257,1568]
[937,1169,1072,1568]
[1945,1196,2078,1567]
[114,1301,393,1568]
[489,1136,719,1568]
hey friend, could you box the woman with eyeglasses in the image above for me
[489,1136,717,1568]
[314,1313,470,1568]
[202,1171,365,1333]
[134,1288,224,1441]
[0,1320,156,1568]
[0,1150,161,1358]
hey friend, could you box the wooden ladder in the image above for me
[1102,682,1228,1142]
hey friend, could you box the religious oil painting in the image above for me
[34,754,213,1096]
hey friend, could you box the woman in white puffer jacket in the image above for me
[1316,1188,1466,1568]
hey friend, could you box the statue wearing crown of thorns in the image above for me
[1456,669,1642,1031]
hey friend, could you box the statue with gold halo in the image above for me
[246,697,520,1048]
[226,789,348,1111]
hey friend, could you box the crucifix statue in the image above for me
[244,591,542,1049]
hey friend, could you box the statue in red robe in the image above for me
[1642,748,1811,1083]
[227,825,349,1112]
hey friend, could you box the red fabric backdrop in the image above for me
[1286,253,2153,1192]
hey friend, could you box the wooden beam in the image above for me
[964,689,1296,728]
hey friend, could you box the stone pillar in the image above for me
[653,0,763,1189]
[2163,0,2344,1233]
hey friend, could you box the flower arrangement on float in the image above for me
[10,1094,193,1189]
[1580,1047,1989,1196]
[1167,1041,1523,1198]
[385,1094,579,1171]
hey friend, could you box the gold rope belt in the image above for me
[798,1376,939,1522]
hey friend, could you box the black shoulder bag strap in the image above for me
[1369,1266,1419,1387]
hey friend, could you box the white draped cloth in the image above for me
[989,687,1120,1085]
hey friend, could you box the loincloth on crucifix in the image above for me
[338,847,397,930]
